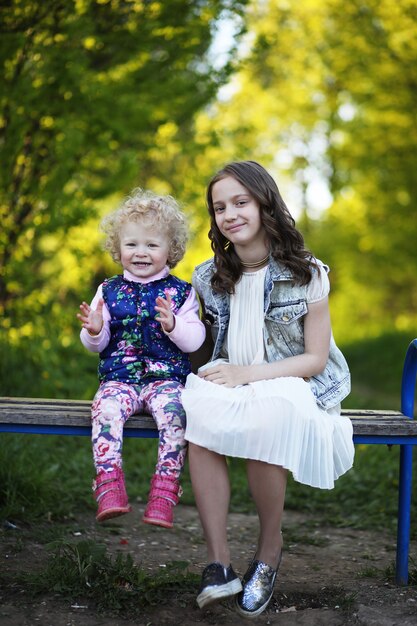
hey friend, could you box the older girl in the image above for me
[182,161,354,618]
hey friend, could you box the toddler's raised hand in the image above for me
[77,298,104,336]
[155,292,175,333]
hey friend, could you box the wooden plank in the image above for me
[0,397,404,416]
[0,397,416,437]
[0,403,143,426]
[350,419,417,436]
[0,397,89,407]
[342,409,402,417]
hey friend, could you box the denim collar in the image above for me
[267,257,294,282]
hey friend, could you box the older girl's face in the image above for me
[211,176,267,255]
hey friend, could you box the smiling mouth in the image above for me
[227,223,244,232]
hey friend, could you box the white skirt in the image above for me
[182,373,354,490]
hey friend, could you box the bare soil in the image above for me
[1,503,417,625]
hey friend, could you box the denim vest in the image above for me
[99,274,192,385]
[192,257,350,410]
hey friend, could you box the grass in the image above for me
[384,560,417,585]
[2,533,360,618]
[0,434,164,521]
[356,545,400,581]
[342,332,416,410]
[3,538,199,618]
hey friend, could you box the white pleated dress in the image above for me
[182,266,354,490]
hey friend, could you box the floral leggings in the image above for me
[91,380,187,480]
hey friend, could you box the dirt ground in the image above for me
[1,502,417,626]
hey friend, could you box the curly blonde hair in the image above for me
[100,188,188,268]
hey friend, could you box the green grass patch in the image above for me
[285,443,406,533]
[357,565,382,578]
[384,559,417,585]
[0,434,176,522]
[15,539,198,617]
[342,331,417,410]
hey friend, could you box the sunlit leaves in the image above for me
[0,0,249,328]
[199,0,417,340]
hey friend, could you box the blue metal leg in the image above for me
[396,444,413,585]
[396,339,417,585]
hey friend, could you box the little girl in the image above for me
[77,189,205,528]
[181,161,354,617]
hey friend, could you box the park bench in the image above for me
[0,338,417,585]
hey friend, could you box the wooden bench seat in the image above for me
[1,397,417,440]
[1,337,416,586]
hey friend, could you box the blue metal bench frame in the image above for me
[351,337,417,585]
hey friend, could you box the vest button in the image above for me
[282,315,289,321]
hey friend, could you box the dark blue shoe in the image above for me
[235,553,282,618]
[197,562,242,609]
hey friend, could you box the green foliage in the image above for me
[0,431,168,521]
[3,0,416,386]
[0,0,248,327]
[0,327,98,398]
[198,0,417,338]
[0,433,93,521]
[342,331,417,410]
[22,539,198,615]
[285,444,406,535]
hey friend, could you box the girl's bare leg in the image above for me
[188,442,231,565]
[246,459,287,568]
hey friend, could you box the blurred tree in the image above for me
[315,0,417,339]
[3,0,416,396]
[194,0,417,340]
[0,0,248,325]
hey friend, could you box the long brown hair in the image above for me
[206,161,316,294]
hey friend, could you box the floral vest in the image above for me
[98,274,192,385]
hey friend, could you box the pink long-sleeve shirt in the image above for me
[80,267,205,354]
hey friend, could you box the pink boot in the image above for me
[142,474,182,529]
[92,466,132,523]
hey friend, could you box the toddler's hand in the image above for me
[155,292,175,333]
[77,298,104,335]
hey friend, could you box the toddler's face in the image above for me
[119,219,170,279]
